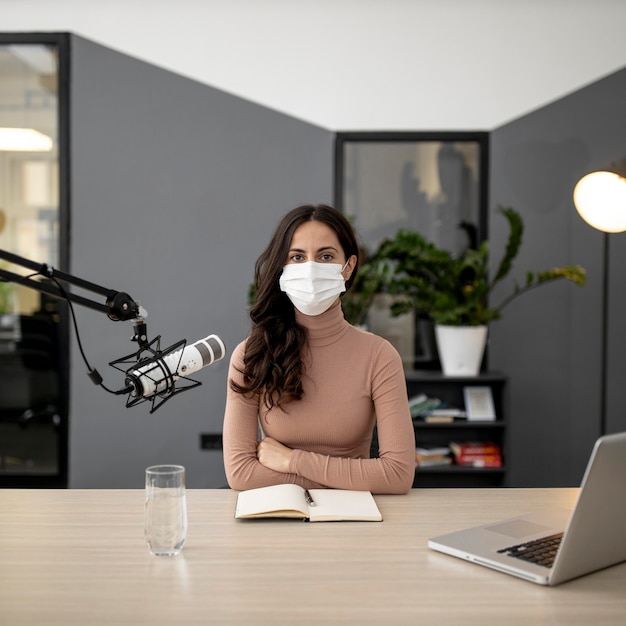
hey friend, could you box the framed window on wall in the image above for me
[334,132,489,370]
[0,33,70,487]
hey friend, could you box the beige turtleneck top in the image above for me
[222,300,416,494]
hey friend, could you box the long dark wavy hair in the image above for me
[230,204,359,411]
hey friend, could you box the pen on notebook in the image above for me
[304,489,316,507]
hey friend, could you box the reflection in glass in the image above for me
[0,43,61,480]
[341,139,483,255]
[336,134,487,371]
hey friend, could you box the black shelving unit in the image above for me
[406,371,508,488]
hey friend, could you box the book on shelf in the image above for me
[454,454,503,468]
[449,441,501,456]
[422,415,455,423]
[422,408,467,423]
[234,484,382,522]
[449,441,503,468]
[416,446,452,467]
[416,457,453,467]
[409,394,467,422]
[408,393,442,418]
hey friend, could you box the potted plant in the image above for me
[368,205,587,375]
[341,253,393,328]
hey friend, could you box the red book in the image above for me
[455,453,503,468]
[449,441,501,456]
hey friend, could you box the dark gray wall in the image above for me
[490,67,626,486]
[68,35,333,488]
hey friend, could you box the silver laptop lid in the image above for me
[549,431,626,584]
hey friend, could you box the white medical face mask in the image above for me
[279,261,348,316]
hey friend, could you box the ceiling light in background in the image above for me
[7,44,57,75]
[573,162,626,233]
[0,127,53,152]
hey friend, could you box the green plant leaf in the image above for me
[368,206,587,326]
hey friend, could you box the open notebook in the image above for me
[234,484,382,522]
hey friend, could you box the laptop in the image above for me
[428,431,626,585]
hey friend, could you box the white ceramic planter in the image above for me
[435,324,488,377]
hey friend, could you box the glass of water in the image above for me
[145,465,187,556]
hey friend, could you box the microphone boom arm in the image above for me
[0,248,142,322]
[0,248,221,414]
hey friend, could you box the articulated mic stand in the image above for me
[0,248,198,413]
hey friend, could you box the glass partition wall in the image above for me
[0,35,68,486]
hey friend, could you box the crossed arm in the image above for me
[222,341,415,494]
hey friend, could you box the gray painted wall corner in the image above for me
[67,34,333,488]
[489,66,626,486]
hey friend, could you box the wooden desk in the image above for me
[1,489,625,624]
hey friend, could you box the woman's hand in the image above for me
[257,437,293,474]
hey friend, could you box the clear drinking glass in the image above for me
[145,465,187,556]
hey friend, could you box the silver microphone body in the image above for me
[125,334,225,398]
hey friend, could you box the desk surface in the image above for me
[1,488,625,624]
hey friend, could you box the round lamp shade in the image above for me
[573,171,626,233]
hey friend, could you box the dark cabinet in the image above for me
[406,371,507,488]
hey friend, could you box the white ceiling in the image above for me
[2,0,625,131]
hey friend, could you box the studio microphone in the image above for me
[124,334,226,399]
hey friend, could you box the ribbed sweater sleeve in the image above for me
[222,303,415,494]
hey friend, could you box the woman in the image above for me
[223,204,415,494]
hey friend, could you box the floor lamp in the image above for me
[573,164,626,436]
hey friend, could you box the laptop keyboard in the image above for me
[497,532,563,568]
